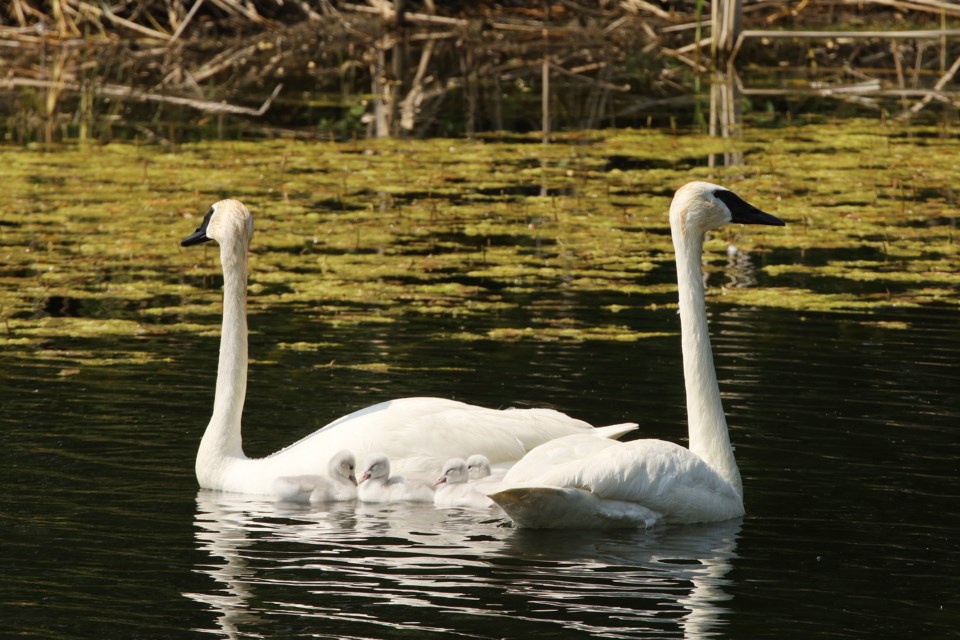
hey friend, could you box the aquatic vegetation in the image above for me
[1,119,957,371]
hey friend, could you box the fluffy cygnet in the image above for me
[434,457,496,509]
[466,453,506,482]
[273,449,358,503]
[357,453,434,503]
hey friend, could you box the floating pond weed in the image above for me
[1,119,957,370]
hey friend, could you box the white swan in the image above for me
[181,199,639,494]
[434,458,496,509]
[272,449,357,503]
[357,453,435,503]
[485,182,785,528]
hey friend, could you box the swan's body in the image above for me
[181,199,638,495]
[357,453,434,503]
[486,182,784,528]
[434,458,496,509]
[272,450,357,503]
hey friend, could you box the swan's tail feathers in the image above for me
[485,485,660,529]
[591,423,639,440]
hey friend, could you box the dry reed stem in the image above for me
[0,0,957,141]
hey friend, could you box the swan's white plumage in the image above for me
[181,199,639,495]
[357,453,434,503]
[485,486,661,529]
[486,434,742,526]
[434,458,496,509]
[486,182,784,528]
[272,449,357,503]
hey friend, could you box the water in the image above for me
[2,300,958,639]
[2,121,959,638]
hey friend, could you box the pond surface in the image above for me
[1,119,958,638]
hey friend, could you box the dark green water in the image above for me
[2,298,957,638]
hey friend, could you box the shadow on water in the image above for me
[189,491,742,639]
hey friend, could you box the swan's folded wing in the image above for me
[502,434,621,481]
[494,438,744,525]
[286,397,599,470]
[575,441,743,523]
[485,486,661,529]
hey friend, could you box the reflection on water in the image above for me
[189,491,741,639]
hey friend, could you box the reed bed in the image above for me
[1,0,958,143]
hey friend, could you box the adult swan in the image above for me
[180,199,635,494]
[485,182,784,528]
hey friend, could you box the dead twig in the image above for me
[1,77,284,116]
[896,52,960,119]
[168,0,206,46]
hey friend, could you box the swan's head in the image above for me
[436,458,469,486]
[466,454,492,480]
[359,453,390,484]
[329,450,358,486]
[669,182,784,237]
[181,199,254,248]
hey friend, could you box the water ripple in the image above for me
[189,492,742,639]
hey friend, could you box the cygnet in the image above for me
[273,449,358,503]
[466,453,506,482]
[434,457,496,509]
[357,453,434,503]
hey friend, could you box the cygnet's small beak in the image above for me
[358,471,371,485]
[348,473,358,486]
[434,476,447,486]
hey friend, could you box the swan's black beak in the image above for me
[715,190,785,226]
[181,207,215,246]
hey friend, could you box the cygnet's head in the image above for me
[359,453,390,484]
[466,454,492,480]
[436,458,469,486]
[669,182,784,237]
[328,450,357,485]
[181,199,254,248]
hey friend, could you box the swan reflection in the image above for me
[187,491,741,639]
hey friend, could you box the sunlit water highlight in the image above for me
[191,494,741,639]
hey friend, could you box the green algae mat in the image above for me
[1,119,957,369]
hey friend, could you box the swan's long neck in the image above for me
[673,225,742,497]
[197,238,249,474]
